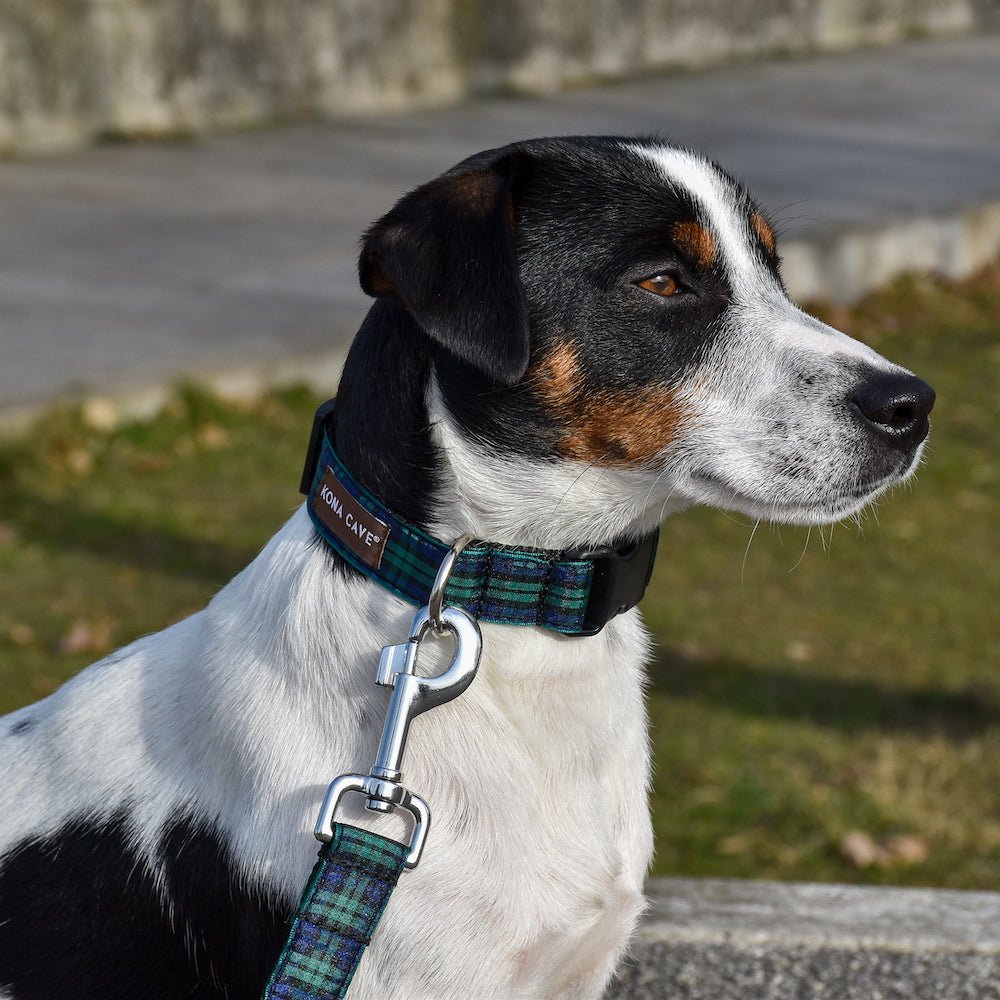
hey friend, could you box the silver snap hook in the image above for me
[314,603,482,869]
[427,533,476,633]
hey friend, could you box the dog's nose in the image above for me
[852,372,936,451]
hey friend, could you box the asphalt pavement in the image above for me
[1,34,999,417]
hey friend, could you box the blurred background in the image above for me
[0,0,998,889]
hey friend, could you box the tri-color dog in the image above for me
[0,136,934,1000]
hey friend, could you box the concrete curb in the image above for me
[783,199,1000,304]
[0,348,349,436]
[608,877,1000,999]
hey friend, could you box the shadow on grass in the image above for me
[650,648,999,740]
[6,490,255,585]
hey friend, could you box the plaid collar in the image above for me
[300,399,658,636]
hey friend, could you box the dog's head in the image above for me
[356,136,934,547]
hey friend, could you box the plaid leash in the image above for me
[265,824,408,1000]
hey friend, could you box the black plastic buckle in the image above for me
[566,530,660,637]
[299,397,338,496]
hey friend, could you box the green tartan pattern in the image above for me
[264,824,408,1000]
[307,428,595,633]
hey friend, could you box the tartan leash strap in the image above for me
[264,824,409,1000]
[264,596,483,999]
[301,398,660,637]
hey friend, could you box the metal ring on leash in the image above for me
[428,533,476,633]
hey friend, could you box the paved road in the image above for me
[1,35,999,412]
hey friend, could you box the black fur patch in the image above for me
[7,717,36,736]
[0,810,289,999]
[359,150,532,387]
[432,137,739,461]
[332,300,441,531]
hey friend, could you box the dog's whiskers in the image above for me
[549,457,607,524]
[740,518,762,583]
[789,526,812,572]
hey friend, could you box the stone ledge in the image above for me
[782,201,1000,304]
[608,878,1000,999]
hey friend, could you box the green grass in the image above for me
[1,265,998,888]
[0,385,315,707]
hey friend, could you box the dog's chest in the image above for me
[336,614,654,999]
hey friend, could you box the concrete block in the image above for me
[782,201,1000,304]
[608,877,1000,999]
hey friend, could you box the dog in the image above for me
[0,136,934,1000]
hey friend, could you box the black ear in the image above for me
[359,151,531,386]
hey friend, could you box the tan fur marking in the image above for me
[752,211,776,255]
[537,342,687,465]
[671,221,717,267]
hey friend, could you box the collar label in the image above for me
[312,466,390,570]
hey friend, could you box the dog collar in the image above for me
[300,399,659,636]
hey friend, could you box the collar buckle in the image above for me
[567,531,660,637]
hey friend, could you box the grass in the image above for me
[1,264,998,889]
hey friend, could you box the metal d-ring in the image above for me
[427,532,476,633]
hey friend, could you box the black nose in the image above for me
[852,372,936,451]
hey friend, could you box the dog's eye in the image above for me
[636,273,683,298]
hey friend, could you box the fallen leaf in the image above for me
[65,448,94,475]
[8,623,35,647]
[59,619,113,656]
[81,397,120,432]
[839,830,881,868]
[196,423,229,449]
[840,830,930,869]
[785,639,812,663]
[885,834,929,865]
[717,833,754,856]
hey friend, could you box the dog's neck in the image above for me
[333,301,677,552]
[422,383,671,550]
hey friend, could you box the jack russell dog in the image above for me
[0,136,934,1000]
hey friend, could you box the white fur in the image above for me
[425,379,682,548]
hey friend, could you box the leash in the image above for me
[265,398,662,998]
[263,825,408,999]
[265,575,482,1000]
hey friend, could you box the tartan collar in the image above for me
[300,398,659,636]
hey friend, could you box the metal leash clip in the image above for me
[314,535,481,868]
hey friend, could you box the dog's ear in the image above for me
[359,152,531,386]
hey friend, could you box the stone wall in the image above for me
[0,0,995,152]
